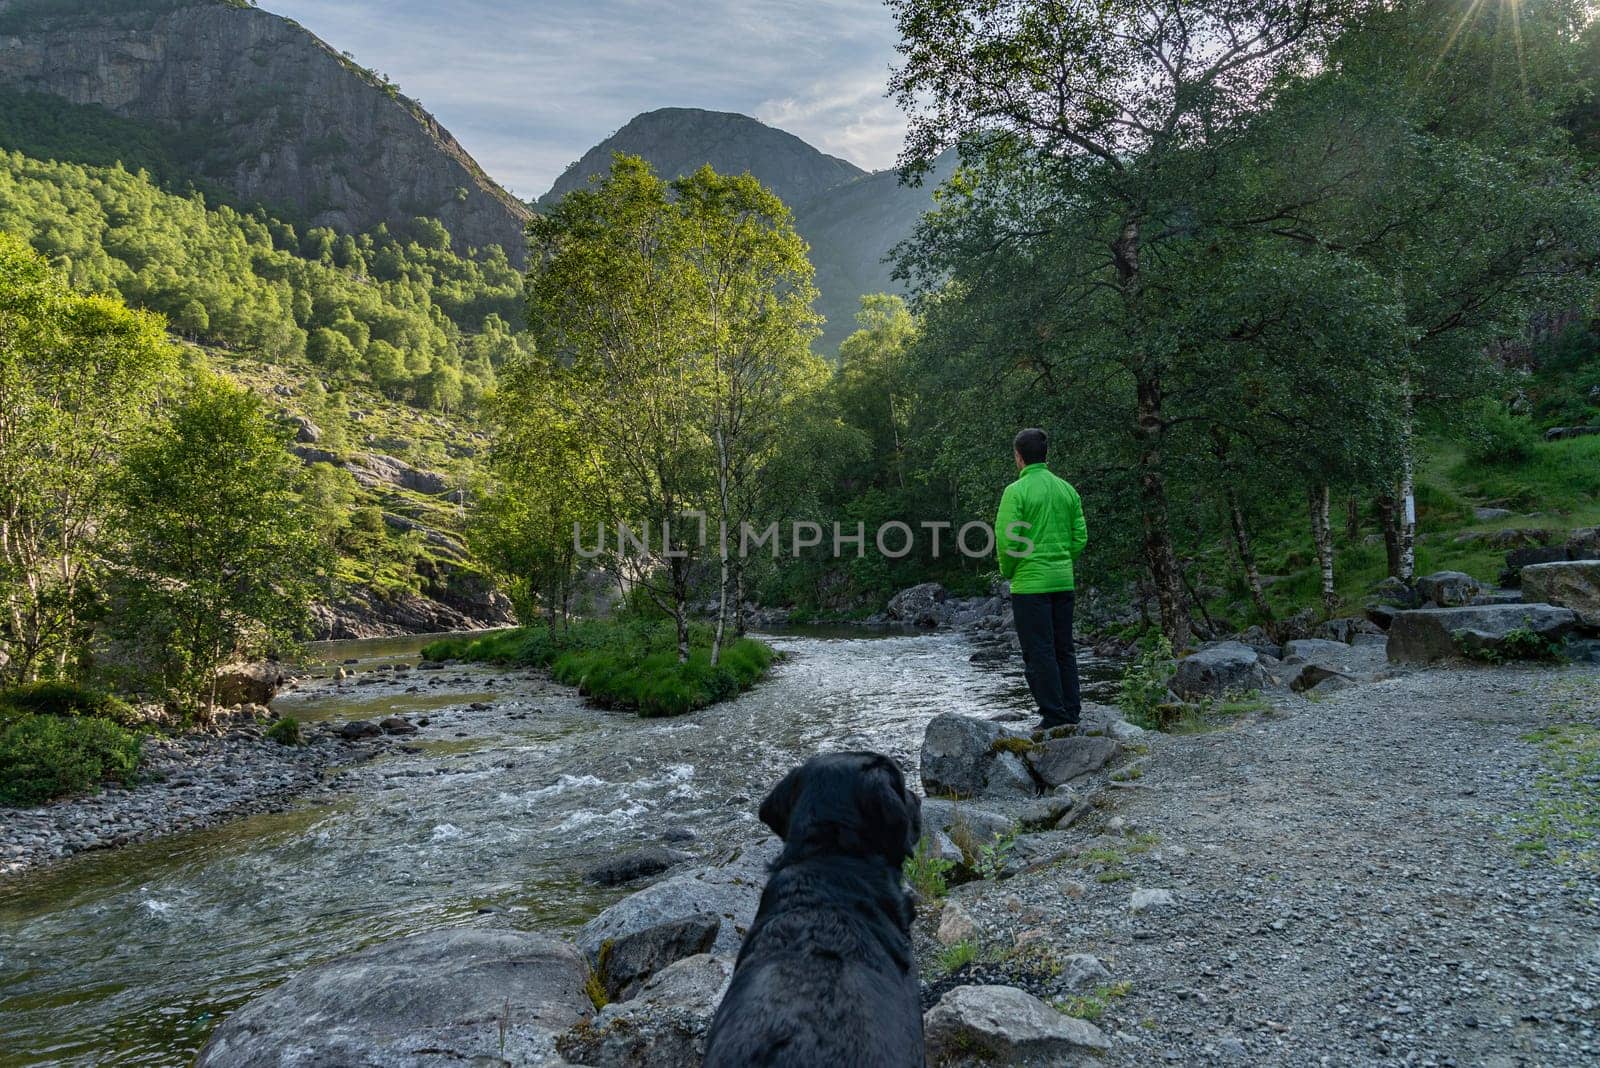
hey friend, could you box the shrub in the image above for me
[0,680,138,725]
[1117,637,1175,730]
[265,716,302,746]
[903,835,957,899]
[1465,403,1539,465]
[0,714,143,805]
[427,621,775,716]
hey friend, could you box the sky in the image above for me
[264,0,907,201]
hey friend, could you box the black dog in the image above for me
[702,751,925,1068]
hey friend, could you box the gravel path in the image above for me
[929,664,1600,1066]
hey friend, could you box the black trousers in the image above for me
[1011,590,1082,726]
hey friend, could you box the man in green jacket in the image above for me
[995,428,1088,729]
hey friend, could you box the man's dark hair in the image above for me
[1013,427,1048,465]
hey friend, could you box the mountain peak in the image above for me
[540,107,867,208]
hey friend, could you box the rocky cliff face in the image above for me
[0,0,529,260]
[541,107,866,210]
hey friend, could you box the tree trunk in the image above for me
[1309,484,1337,614]
[1376,493,1403,578]
[1226,490,1273,622]
[1135,373,1189,647]
[1345,495,1360,542]
[733,565,747,637]
[1397,380,1417,583]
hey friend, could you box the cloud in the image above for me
[263,0,908,199]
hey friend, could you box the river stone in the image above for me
[1060,953,1112,991]
[599,914,719,1002]
[577,839,776,962]
[1503,544,1569,586]
[213,660,285,707]
[1386,604,1578,663]
[378,716,417,735]
[1520,560,1600,625]
[920,798,1016,853]
[1311,617,1384,644]
[1130,887,1177,912]
[986,750,1039,798]
[584,845,691,887]
[563,956,731,1068]
[195,929,590,1068]
[1281,638,1385,691]
[921,713,1007,797]
[1171,642,1266,699]
[1416,571,1482,608]
[338,719,382,739]
[1024,737,1120,788]
[924,984,1110,1067]
[887,581,953,626]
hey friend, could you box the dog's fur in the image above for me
[702,751,925,1068]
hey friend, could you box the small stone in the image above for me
[938,901,979,945]
[924,985,1110,1066]
[1130,888,1177,913]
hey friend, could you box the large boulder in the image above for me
[888,582,953,627]
[558,955,732,1068]
[213,661,285,707]
[1280,638,1386,691]
[1387,604,1578,664]
[1024,737,1120,788]
[196,929,590,1067]
[924,985,1110,1067]
[1415,571,1482,608]
[1567,528,1600,560]
[1312,617,1383,644]
[1171,642,1266,699]
[1502,545,1569,586]
[598,914,719,1002]
[1520,560,1600,626]
[576,841,776,962]
[921,713,1032,798]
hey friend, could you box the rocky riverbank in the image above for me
[189,637,1599,1066]
[0,708,397,879]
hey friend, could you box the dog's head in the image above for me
[758,751,923,867]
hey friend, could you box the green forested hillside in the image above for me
[0,149,529,410]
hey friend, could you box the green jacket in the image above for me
[995,463,1087,593]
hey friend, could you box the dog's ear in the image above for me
[859,757,921,864]
[759,765,806,841]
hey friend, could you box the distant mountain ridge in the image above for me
[542,107,954,352]
[0,0,529,259]
[540,107,867,210]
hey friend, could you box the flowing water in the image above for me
[0,628,1119,1066]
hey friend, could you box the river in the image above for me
[0,628,1119,1066]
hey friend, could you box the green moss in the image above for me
[265,716,302,746]
[989,735,1037,756]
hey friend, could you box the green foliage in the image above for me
[0,232,177,683]
[902,835,957,899]
[968,832,1015,881]
[1456,626,1565,664]
[1465,402,1540,465]
[264,716,302,746]
[0,712,141,806]
[1117,638,1175,731]
[0,150,526,411]
[423,620,775,717]
[0,681,136,726]
[109,375,326,718]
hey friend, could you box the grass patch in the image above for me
[1513,719,1599,872]
[0,713,143,806]
[1056,981,1134,1022]
[936,940,979,973]
[422,619,775,717]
